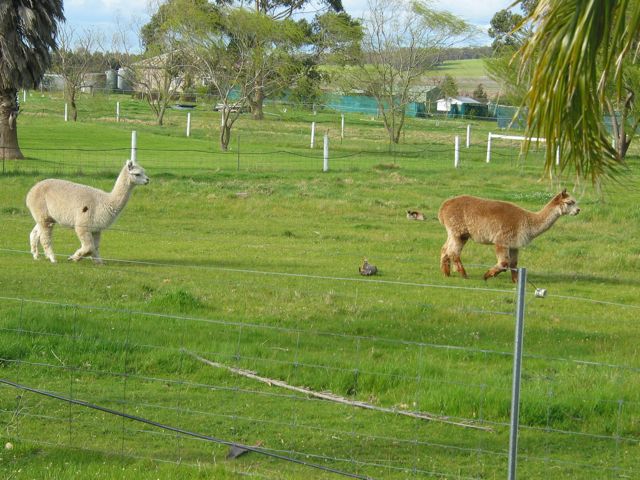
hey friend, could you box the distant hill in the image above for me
[426,59,500,99]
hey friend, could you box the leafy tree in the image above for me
[0,1,64,159]
[484,45,533,106]
[338,0,473,145]
[241,0,345,119]
[179,6,307,150]
[287,12,362,109]
[287,61,324,108]
[440,75,459,98]
[140,0,219,52]
[311,11,362,66]
[519,0,640,182]
[488,1,537,51]
[472,84,488,103]
[484,1,538,108]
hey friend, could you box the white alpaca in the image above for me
[26,159,149,264]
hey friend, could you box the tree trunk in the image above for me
[220,124,231,151]
[251,78,265,120]
[71,98,78,122]
[157,104,166,126]
[66,85,78,122]
[382,113,400,144]
[220,110,231,151]
[0,89,24,160]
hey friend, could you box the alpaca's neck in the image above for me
[107,166,134,215]
[529,201,562,239]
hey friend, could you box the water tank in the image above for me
[117,68,132,93]
[105,69,117,91]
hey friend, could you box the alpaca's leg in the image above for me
[484,244,510,280]
[448,235,469,278]
[69,227,95,262]
[509,248,519,283]
[440,240,452,276]
[30,225,41,260]
[91,232,103,265]
[39,223,56,263]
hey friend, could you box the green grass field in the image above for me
[1,92,639,479]
[430,59,500,96]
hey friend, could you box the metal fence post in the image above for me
[508,267,527,480]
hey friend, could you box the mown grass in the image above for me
[0,92,639,479]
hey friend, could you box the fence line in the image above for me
[1,262,639,478]
[1,378,372,480]
[2,142,549,180]
[2,130,638,478]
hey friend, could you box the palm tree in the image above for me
[0,1,64,159]
[519,0,640,183]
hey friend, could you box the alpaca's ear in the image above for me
[560,188,568,197]
[126,160,134,170]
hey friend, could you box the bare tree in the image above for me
[52,27,101,122]
[125,50,187,126]
[113,10,188,126]
[337,0,474,144]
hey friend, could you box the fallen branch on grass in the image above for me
[185,350,492,432]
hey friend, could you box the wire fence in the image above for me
[2,140,550,180]
[1,253,639,479]
[2,108,638,477]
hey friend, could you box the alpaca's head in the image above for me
[555,189,580,216]
[126,160,150,186]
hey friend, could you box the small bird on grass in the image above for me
[359,258,378,276]
[406,210,425,221]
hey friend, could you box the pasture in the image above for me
[1,92,639,479]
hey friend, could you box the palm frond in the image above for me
[519,0,640,183]
[0,0,65,90]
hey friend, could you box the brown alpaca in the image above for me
[438,190,580,282]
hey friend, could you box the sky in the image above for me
[62,0,517,48]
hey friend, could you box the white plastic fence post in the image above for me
[186,112,191,137]
[341,114,345,141]
[131,131,137,163]
[454,136,460,168]
[486,132,492,163]
[116,101,120,122]
[23,90,26,103]
[323,131,329,172]
[310,121,316,149]
[64,103,68,122]
[466,124,471,148]
[555,145,560,166]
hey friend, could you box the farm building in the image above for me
[436,96,489,118]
